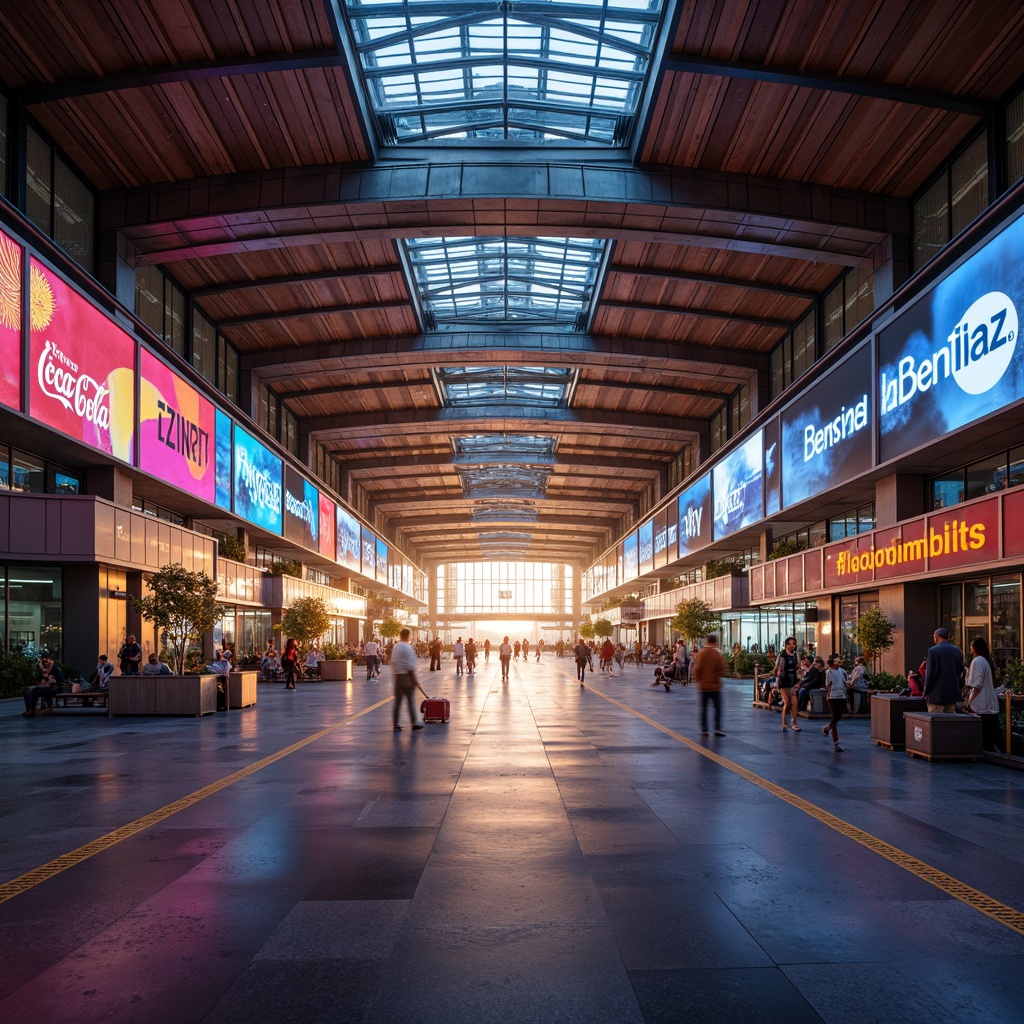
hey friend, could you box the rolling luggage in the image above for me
[420,696,450,723]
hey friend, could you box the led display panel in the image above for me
[878,208,1024,462]
[376,537,389,583]
[781,347,872,508]
[652,508,669,569]
[283,466,319,551]
[622,530,638,581]
[29,257,135,463]
[0,229,22,410]
[677,473,712,558]
[712,431,763,541]
[215,410,232,510]
[361,526,376,577]
[638,519,654,576]
[233,427,282,534]
[139,349,216,502]
[763,416,781,517]
[336,506,361,572]
[319,495,336,560]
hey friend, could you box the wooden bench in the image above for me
[52,689,108,709]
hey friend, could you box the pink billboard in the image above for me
[319,494,336,560]
[0,229,23,410]
[29,257,135,463]
[139,349,216,502]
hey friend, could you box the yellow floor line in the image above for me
[0,697,392,906]
[582,681,1024,937]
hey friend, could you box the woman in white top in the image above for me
[963,637,1002,752]
[453,637,465,677]
[821,655,848,752]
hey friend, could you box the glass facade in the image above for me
[2,567,63,659]
[940,575,1022,667]
[437,561,571,615]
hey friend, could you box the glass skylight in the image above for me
[437,365,576,407]
[454,434,557,460]
[342,0,665,144]
[460,465,552,499]
[408,236,604,326]
[472,499,539,521]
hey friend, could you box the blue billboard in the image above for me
[215,409,232,511]
[763,416,780,517]
[638,519,654,576]
[622,530,638,581]
[712,431,763,541]
[283,466,319,551]
[878,208,1024,462]
[337,506,361,572]
[233,427,282,534]
[361,526,376,577]
[677,472,712,557]
[376,537,389,583]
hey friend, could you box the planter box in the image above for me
[227,670,258,708]
[108,675,218,717]
[904,712,983,762]
[871,694,928,749]
[320,659,354,681]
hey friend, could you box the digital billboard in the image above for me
[652,508,669,569]
[283,466,318,551]
[638,519,654,576]
[337,506,361,572]
[0,229,22,410]
[781,346,872,508]
[677,472,712,557]
[28,257,135,463]
[139,349,216,502]
[318,495,336,560]
[763,416,781,517]
[215,410,232,510]
[361,526,376,577]
[622,530,638,581]
[712,431,763,541]
[376,537,389,583]
[233,426,282,534]
[878,208,1024,462]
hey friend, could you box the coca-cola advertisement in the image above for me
[0,229,22,411]
[29,257,135,463]
[139,349,216,502]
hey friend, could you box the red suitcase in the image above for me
[420,697,450,723]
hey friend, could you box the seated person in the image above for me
[652,665,674,690]
[797,657,827,711]
[260,650,281,680]
[23,656,64,716]
[142,653,173,675]
[907,661,925,697]
[206,650,232,675]
[304,647,323,677]
[84,653,114,704]
[847,656,871,711]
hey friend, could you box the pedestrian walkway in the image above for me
[1,660,1023,1023]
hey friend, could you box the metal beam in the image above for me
[192,265,404,297]
[393,512,619,529]
[607,264,819,300]
[217,300,409,327]
[337,451,669,473]
[279,379,432,402]
[661,55,990,117]
[598,300,792,329]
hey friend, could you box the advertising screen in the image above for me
[0,229,22,410]
[677,473,712,557]
[712,431,763,541]
[652,508,669,569]
[361,526,376,577]
[29,257,135,463]
[283,466,318,551]
[215,410,232,510]
[139,349,216,502]
[622,531,639,581]
[336,506,361,572]
[878,208,1024,462]
[376,538,389,583]
[233,427,282,534]
[318,495,336,560]
[763,416,781,517]
[638,519,654,576]
[782,347,872,508]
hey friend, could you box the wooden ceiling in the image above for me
[2,0,1021,569]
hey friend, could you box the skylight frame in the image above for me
[437,365,577,408]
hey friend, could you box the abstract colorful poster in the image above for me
[233,427,282,534]
[0,229,22,410]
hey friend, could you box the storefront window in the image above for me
[940,583,963,650]
[991,576,1021,667]
[7,568,62,658]
[1009,446,1024,489]
[837,591,878,663]
[930,472,964,510]
[49,466,81,494]
[965,454,1007,500]
[12,450,44,493]
[963,580,990,649]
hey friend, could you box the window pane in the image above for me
[0,444,8,488]
[53,155,95,274]
[792,313,814,377]
[913,173,949,269]
[991,576,1021,667]
[49,465,81,494]
[0,92,6,197]
[966,453,1007,500]
[25,127,52,235]
[9,567,62,660]
[135,265,165,338]
[167,282,186,357]
[12,449,44,493]
[823,281,843,350]
[951,132,989,236]
[1009,445,1024,488]
[1007,87,1024,189]
[193,311,216,383]
[844,265,874,332]
[964,579,989,649]
[930,472,964,510]
[770,342,785,399]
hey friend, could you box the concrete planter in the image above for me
[108,674,219,717]
[320,659,354,681]
[870,693,928,749]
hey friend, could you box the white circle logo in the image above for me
[951,291,1017,395]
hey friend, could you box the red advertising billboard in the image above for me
[28,257,135,463]
[319,494,336,561]
[0,229,22,410]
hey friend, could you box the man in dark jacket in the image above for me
[23,657,63,716]
[924,627,965,713]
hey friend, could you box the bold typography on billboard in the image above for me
[782,347,872,508]
[712,431,763,541]
[361,526,376,577]
[0,229,22,410]
[215,410,232,510]
[29,257,135,463]
[337,506,361,572]
[638,519,654,576]
[677,472,712,558]
[622,531,638,581]
[139,349,216,502]
[652,508,669,569]
[233,427,282,534]
[878,209,1024,462]
[319,495,336,560]
[283,466,319,551]
[376,538,389,583]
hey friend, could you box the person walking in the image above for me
[391,627,427,731]
[364,637,381,680]
[574,637,592,687]
[499,636,513,682]
[513,640,521,661]
[429,636,442,672]
[453,636,465,676]
[281,637,299,689]
[924,627,965,712]
[963,636,1002,752]
[822,654,848,752]
[483,638,491,663]
[522,639,530,661]
[600,637,615,677]
[535,639,543,661]
[774,636,802,731]
[693,634,727,736]
[465,637,477,675]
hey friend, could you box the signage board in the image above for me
[233,426,282,534]
[878,208,1024,462]
[28,257,135,463]
[318,495,336,560]
[336,506,361,572]
[712,431,763,541]
[763,416,781,516]
[361,525,376,577]
[214,410,232,510]
[622,530,639,581]
[0,229,22,410]
[638,519,654,576]
[652,508,669,569]
[677,472,712,558]
[782,347,872,508]
[376,537,389,583]
[283,466,319,551]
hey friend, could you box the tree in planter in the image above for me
[132,564,220,675]
[378,616,404,643]
[670,598,721,648]
[579,621,595,641]
[281,597,332,651]
[593,617,614,640]
[851,606,898,675]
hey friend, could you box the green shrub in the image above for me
[0,651,40,698]
[998,658,1024,693]
[868,671,908,692]
[321,642,346,660]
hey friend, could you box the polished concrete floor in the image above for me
[2,657,1023,1024]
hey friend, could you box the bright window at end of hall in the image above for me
[343,0,665,145]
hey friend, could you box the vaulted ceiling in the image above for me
[2,0,1022,570]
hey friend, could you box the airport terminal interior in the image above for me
[2,1,1024,1021]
